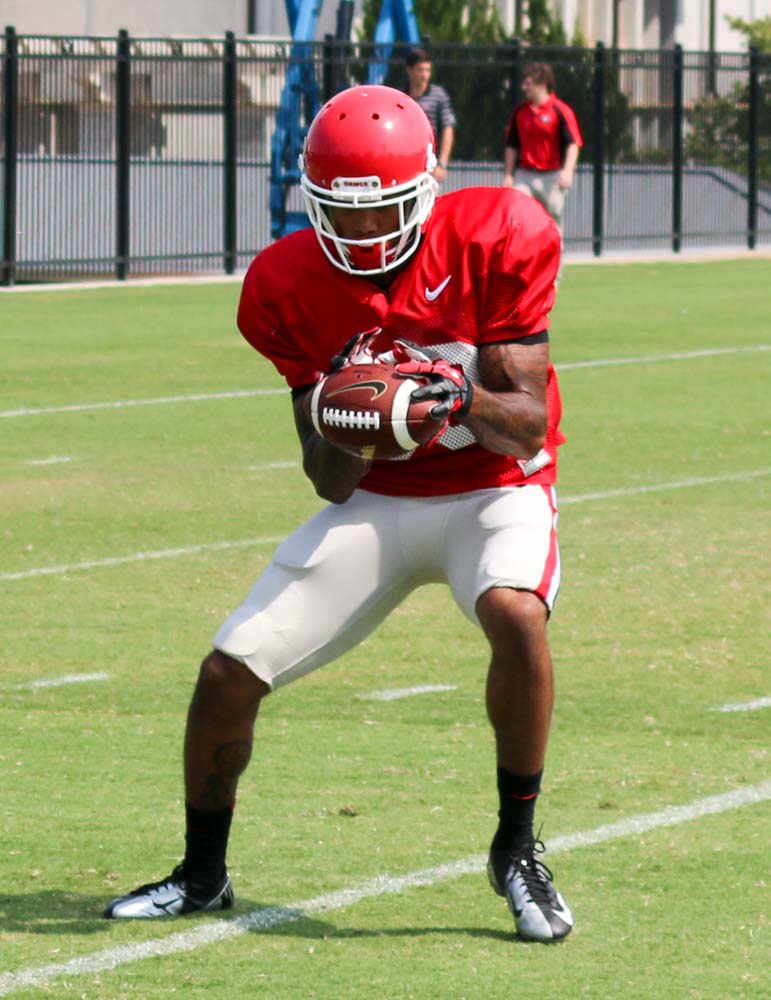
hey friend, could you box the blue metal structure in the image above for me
[367,0,420,84]
[269,0,420,239]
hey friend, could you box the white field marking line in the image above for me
[715,696,771,713]
[0,779,768,996]
[3,345,768,421]
[558,344,769,371]
[358,684,458,702]
[246,461,299,471]
[20,456,77,466]
[3,468,769,585]
[8,672,109,690]
[0,537,285,582]
[559,467,771,505]
[0,388,285,419]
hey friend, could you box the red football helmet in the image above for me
[300,85,437,275]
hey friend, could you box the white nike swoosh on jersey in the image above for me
[425,274,452,301]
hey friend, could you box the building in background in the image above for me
[1,1,768,52]
[547,0,768,51]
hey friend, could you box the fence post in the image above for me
[322,34,335,102]
[115,29,131,280]
[592,42,606,258]
[2,25,18,286]
[746,45,758,251]
[334,1,353,95]
[510,36,521,92]
[324,3,354,101]
[671,43,683,253]
[223,30,237,275]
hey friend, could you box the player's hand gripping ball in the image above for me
[309,362,447,460]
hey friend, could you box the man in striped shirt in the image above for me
[405,47,456,185]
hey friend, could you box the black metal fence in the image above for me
[1,28,769,284]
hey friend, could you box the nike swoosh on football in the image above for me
[425,275,452,301]
[326,380,387,401]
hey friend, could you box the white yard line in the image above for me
[558,344,770,370]
[0,778,768,995]
[3,345,768,420]
[8,672,109,690]
[0,537,285,582]
[714,696,771,713]
[3,468,769,584]
[1,388,285,419]
[559,468,771,505]
[358,684,458,701]
[246,461,299,471]
[20,456,77,466]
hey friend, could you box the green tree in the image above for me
[359,0,505,45]
[523,0,567,45]
[726,15,771,52]
[685,17,771,182]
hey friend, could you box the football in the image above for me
[309,362,444,460]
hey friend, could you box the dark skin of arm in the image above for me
[293,392,373,504]
[293,339,549,504]
[464,340,548,458]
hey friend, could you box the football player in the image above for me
[105,85,573,943]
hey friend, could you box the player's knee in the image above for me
[195,650,269,712]
[478,588,547,647]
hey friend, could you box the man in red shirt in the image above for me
[104,85,574,943]
[504,62,583,230]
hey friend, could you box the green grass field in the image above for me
[1,258,769,999]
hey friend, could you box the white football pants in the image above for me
[213,485,560,690]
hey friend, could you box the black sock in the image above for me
[183,803,234,885]
[491,766,542,851]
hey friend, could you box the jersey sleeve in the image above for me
[504,108,521,149]
[478,196,561,343]
[236,253,321,388]
[555,99,583,147]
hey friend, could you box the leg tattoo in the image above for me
[199,740,252,809]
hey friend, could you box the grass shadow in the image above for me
[0,893,523,946]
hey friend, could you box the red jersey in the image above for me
[505,94,583,172]
[237,187,564,498]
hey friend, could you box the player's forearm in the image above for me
[438,126,454,166]
[562,143,579,176]
[295,392,372,503]
[503,147,516,180]
[301,434,372,504]
[463,340,550,457]
[459,387,546,458]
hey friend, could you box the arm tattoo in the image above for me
[462,341,549,457]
